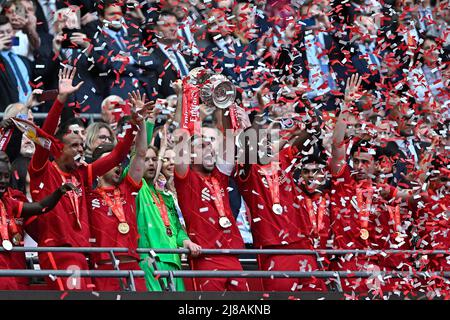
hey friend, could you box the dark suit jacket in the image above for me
[348,42,386,90]
[202,36,262,90]
[33,33,105,115]
[144,44,198,99]
[0,52,34,111]
[386,140,431,187]
[33,0,68,34]
[275,30,348,90]
[91,28,155,100]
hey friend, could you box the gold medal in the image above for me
[118,222,130,234]
[219,216,232,229]
[395,232,404,243]
[360,228,369,240]
[12,233,22,246]
[272,203,283,215]
[2,239,12,251]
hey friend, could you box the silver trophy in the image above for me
[187,68,236,109]
[200,74,236,109]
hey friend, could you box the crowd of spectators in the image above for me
[0,0,448,297]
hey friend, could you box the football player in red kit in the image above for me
[87,91,150,291]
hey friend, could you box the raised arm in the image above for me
[91,121,137,180]
[30,66,84,171]
[128,91,150,183]
[21,183,76,219]
[172,80,191,178]
[330,74,362,175]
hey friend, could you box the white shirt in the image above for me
[11,30,33,61]
[38,0,57,34]
[304,31,334,98]
[156,42,189,77]
[178,16,200,56]
[395,137,419,165]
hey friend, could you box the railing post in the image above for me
[148,250,169,291]
[127,271,137,292]
[333,272,344,293]
[167,271,176,292]
[314,251,335,291]
[108,250,126,291]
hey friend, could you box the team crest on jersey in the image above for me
[91,198,101,208]
[201,187,224,202]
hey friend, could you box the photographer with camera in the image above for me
[0,14,33,108]
[33,5,104,115]
[1,0,40,60]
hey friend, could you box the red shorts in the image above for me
[258,253,327,292]
[0,255,18,290]
[190,255,249,292]
[93,261,147,292]
[39,252,93,291]
[329,256,382,293]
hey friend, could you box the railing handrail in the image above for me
[0,269,449,279]
[0,269,145,277]
[1,247,450,255]
[0,113,102,120]
[137,248,450,255]
[153,270,450,279]
[0,247,129,253]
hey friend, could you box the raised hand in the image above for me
[0,118,14,129]
[25,89,44,109]
[171,79,183,96]
[59,182,77,194]
[128,90,154,125]
[344,73,363,106]
[0,35,11,51]
[235,104,252,130]
[58,66,84,101]
[183,239,202,257]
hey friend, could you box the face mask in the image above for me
[157,177,167,190]
[104,17,124,30]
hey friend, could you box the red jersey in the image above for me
[28,162,91,247]
[0,190,23,269]
[28,125,136,248]
[330,165,400,254]
[235,146,303,248]
[293,186,332,250]
[87,174,142,264]
[414,190,450,256]
[0,189,23,254]
[174,166,244,249]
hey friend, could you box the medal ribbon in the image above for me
[305,196,326,235]
[261,162,281,206]
[150,191,170,228]
[0,201,10,242]
[356,186,373,231]
[387,204,401,233]
[203,176,227,219]
[229,103,240,131]
[97,188,127,224]
[52,162,81,229]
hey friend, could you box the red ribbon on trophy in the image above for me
[228,103,241,132]
[0,128,13,151]
[181,80,201,135]
[11,118,64,158]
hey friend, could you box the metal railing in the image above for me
[0,113,102,121]
[1,247,449,293]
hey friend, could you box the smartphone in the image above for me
[15,5,27,19]
[36,89,59,102]
[11,36,19,46]
[61,28,82,48]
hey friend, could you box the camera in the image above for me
[61,28,82,49]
